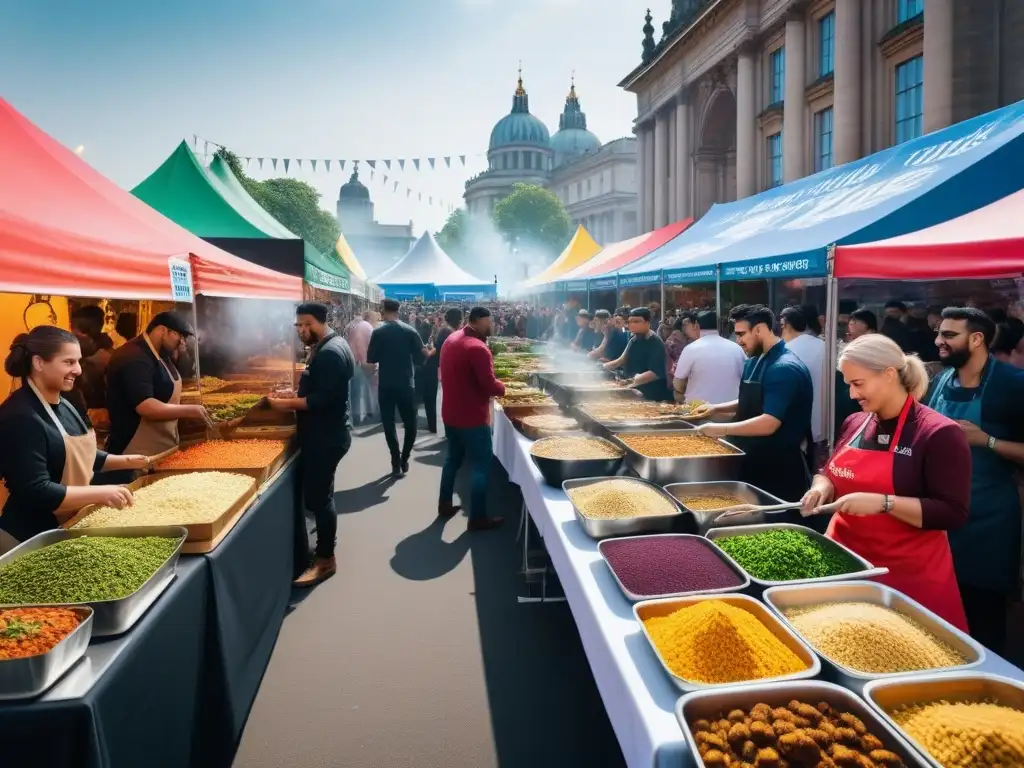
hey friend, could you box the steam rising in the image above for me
[454,213,555,296]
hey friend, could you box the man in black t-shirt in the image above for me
[602,307,672,401]
[423,307,462,433]
[367,298,431,476]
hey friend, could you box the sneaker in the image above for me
[467,516,505,532]
[401,458,410,475]
[392,461,405,478]
[438,502,462,519]
[293,556,337,588]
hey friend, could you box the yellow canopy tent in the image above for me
[522,225,601,288]
[335,232,367,280]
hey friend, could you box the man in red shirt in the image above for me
[438,307,505,531]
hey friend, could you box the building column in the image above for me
[833,0,861,165]
[635,126,647,233]
[736,45,757,198]
[654,112,669,228]
[644,123,656,231]
[782,15,806,182]
[675,93,691,219]
[924,0,954,134]
[667,106,677,222]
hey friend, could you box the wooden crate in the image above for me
[153,436,294,486]
[64,470,260,543]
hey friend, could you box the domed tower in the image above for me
[550,76,601,168]
[336,162,373,234]
[487,66,552,174]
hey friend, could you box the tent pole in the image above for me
[715,264,723,332]
[659,271,666,319]
[615,274,621,310]
[824,244,838,452]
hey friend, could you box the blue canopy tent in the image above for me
[375,231,496,301]
[618,100,1024,287]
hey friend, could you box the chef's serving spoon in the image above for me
[713,501,803,522]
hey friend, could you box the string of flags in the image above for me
[192,134,478,214]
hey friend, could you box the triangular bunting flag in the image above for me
[340,160,346,171]
[429,196,433,204]
[370,170,375,180]
[258,158,265,169]
[310,159,317,171]
[407,189,411,197]
[444,157,451,168]
[398,159,405,171]
[383,175,388,185]
[192,134,198,148]
[428,158,435,169]
[284,159,291,173]
[384,160,391,170]
[367,160,376,169]
[418,192,422,201]
[271,158,278,171]
[413,159,420,171]
[244,157,251,168]
[393,181,399,192]
[296,159,303,169]
[459,155,466,166]
[325,160,331,172]
[204,141,209,155]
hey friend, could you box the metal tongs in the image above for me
[713,501,803,522]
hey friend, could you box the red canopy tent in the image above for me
[0,97,301,301]
[834,188,1024,280]
[578,218,693,278]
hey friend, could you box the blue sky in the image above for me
[1,0,671,233]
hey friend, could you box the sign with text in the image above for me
[589,277,617,290]
[304,262,351,293]
[168,257,194,303]
[721,251,826,280]
[663,266,717,284]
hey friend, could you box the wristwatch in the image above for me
[987,435,997,450]
[882,494,894,513]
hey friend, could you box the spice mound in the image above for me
[158,439,286,470]
[892,700,1024,767]
[785,602,966,674]
[618,433,735,458]
[0,536,179,604]
[689,699,906,767]
[0,607,83,660]
[642,600,807,684]
[716,529,861,582]
[582,401,697,421]
[678,493,748,511]
[520,414,578,433]
[602,537,742,597]
[74,472,256,528]
[203,393,264,422]
[530,436,622,460]
[568,479,676,520]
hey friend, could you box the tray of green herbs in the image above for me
[0,527,186,636]
[706,523,888,588]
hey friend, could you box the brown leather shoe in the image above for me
[467,516,505,532]
[438,502,462,519]
[292,556,337,588]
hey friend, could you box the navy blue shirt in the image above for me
[367,320,426,391]
[604,327,629,360]
[926,357,1024,437]
[741,340,813,448]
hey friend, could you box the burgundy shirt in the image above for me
[835,400,971,530]
[439,328,505,429]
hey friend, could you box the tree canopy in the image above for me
[215,148,340,255]
[435,208,469,261]
[491,183,571,256]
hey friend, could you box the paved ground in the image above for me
[234,415,626,768]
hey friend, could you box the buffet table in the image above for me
[0,458,300,768]
[492,408,1024,768]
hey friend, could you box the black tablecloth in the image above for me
[195,458,297,767]
[0,557,208,768]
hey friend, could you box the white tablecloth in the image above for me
[491,408,1024,768]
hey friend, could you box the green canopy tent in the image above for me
[132,141,351,294]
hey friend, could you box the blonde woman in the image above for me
[801,333,971,631]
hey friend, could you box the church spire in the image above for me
[558,72,587,132]
[511,60,530,113]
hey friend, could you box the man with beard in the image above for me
[696,304,814,506]
[104,312,211,481]
[269,302,355,587]
[437,307,505,531]
[927,306,1024,653]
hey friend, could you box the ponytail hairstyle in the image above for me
[838,333,929,401]
[5,326,79,379]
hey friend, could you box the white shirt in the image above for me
[785,332,825,442]
[673,331,745,405]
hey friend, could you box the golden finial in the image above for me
[568,69,577,99]
[515,60,525,96]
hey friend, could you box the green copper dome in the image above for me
[551,80,601,166]
[488,72,550,151]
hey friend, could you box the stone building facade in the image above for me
[336,163,415,277]
[621,0,1024,230]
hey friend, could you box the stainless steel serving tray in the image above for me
[610,428,745,486]
[762,581,985,694]
[864,673,1024,768]
[563,477,682,539]
[677,680,927,768]
[665,480,785,536]
[597,533,750,601]
[632,592,820,692]
[706,522,889,588]
[572,406,695,438]
[0,605,94,700]
[0,526,186,636]
[529,434,625,488]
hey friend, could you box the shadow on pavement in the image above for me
[335,473,398,515]
[390,514,471,581]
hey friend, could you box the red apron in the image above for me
[825,397,968,631]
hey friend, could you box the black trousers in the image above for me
[294,432,352,568]
[379,385,417,464]
[959,582,1009,656]
[421,370,439,432]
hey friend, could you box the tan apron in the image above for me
[0,379,98,554]
[122,333,182,457]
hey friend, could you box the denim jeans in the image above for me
[295,432,352,565]
[378,385,417,464]
[439,424,492,520]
